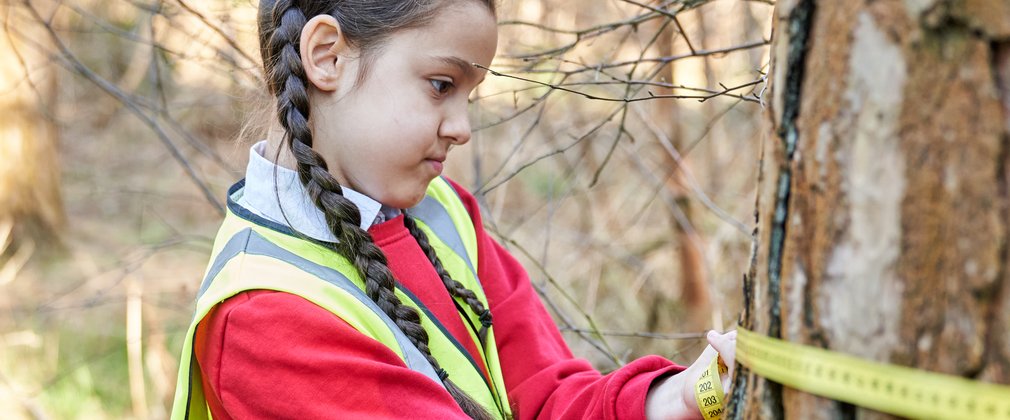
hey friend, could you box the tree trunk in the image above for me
[730,0,1010,418]
[0,2,64,257]
[648,11,715,334]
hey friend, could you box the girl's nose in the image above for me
[439,107,472,145]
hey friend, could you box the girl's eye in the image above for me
[430,79,453,95]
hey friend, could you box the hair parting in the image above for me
[257,1,497,418]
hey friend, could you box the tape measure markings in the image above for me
[695,355,729,420]
[736,327,1010,419]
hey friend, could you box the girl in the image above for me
[171,0,737,419]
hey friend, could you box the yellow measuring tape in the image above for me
[736,327,1010,419]
[694,355,728,420]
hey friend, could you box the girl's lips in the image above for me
[428,159,444,173]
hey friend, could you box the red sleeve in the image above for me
[194,290,469,420]
[445,179,686,420]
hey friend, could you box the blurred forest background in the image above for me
[0,0,772,418]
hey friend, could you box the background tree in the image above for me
[729,0,1010,418]
[0,0,64,279]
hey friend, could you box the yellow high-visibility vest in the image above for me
[171,177,511,419]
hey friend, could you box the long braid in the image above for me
[260,2,492,419]
[403,213,494,344]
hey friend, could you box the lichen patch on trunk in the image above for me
[740,0,1010,417]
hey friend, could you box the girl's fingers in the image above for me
[706,330,736,366]
[706,330,737,393]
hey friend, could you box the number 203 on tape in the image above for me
[695,356,728,420]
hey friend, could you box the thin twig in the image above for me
[500,5,676,60]
[590,15,673,187]
[672,16,696,55]
[22,1,225,215]
[478,104,621,194]
[477,63,762,104]
[512,39,770,76]
[559,327,707,340]
[173,0,262,83]
[486,224,622,366]
[631,102,751,235]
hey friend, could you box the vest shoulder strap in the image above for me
[413,177,479,274]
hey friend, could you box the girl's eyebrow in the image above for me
[432,56,484,83]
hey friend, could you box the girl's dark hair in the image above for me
[256,1,497,418]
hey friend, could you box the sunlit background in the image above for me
[0,0,771,417]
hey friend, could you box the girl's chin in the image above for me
[428,160,444,174]
[379,185,431,210]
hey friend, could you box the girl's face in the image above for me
[309,2,498,209]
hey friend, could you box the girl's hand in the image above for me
[645,330,737,420]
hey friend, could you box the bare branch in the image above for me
[508,39,770,77]
[486,223,623,366]
[173,0,262,84]
[477,63,750,104]
[21,1,225,215]
[559,327,707,341]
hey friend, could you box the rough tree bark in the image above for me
[729,0,1010,418]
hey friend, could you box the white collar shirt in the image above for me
[233,141,399,242]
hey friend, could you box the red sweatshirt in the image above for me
[193,179,684,419]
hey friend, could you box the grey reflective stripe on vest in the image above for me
[411,195,479,281]
[198,228,444,387]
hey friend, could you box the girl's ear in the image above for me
[299,15,349,92]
